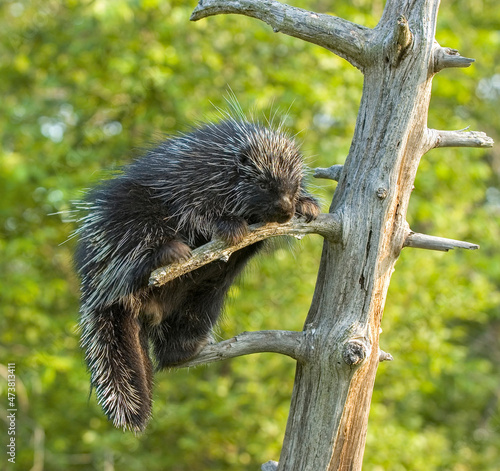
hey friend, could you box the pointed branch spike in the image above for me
[379,350,394,362]
[428,129,494,149]
[314,165,344,181]
[433,45,475,73]
[404,231,479,252]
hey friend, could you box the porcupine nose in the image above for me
[272,194,295,223]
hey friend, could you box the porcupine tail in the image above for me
[80,301,153,433]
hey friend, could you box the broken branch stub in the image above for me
[433,44,475,73]
[427,128,494,149]
[404,231,479,252]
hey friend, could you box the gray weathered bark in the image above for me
[155,1,493,469]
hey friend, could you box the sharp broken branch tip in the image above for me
[434,45,475,72]
[314,165,344,181]
[429,129,494,149]
[404,231,480,252]
[379,350,394,362]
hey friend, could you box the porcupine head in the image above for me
[74,105,321,433]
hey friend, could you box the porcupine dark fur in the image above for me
[74,113,320,433]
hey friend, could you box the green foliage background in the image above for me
[1,0,499,469]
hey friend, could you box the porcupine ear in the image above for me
[235,147,253,174]
[237,150,251,168]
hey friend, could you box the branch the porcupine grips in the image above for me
[148,213,342,288]
[74,110,320,432]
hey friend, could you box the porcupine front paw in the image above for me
[295,195,321,223]
[215,216,249,245]
[155,240,192,266]
[132,240,193,288]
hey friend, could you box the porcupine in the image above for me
[74,114,320,433]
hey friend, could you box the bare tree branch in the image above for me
[404,231,479,251]
[433,44,475,73]
[427,128,494,149]
[379,350,394,362]
[174,330,308,367]
[190,0,372,70]
[149,214,342,287]
[314,165,344,181]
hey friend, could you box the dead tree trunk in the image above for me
[153,1,494,469]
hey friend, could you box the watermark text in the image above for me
[6,363,16,464]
